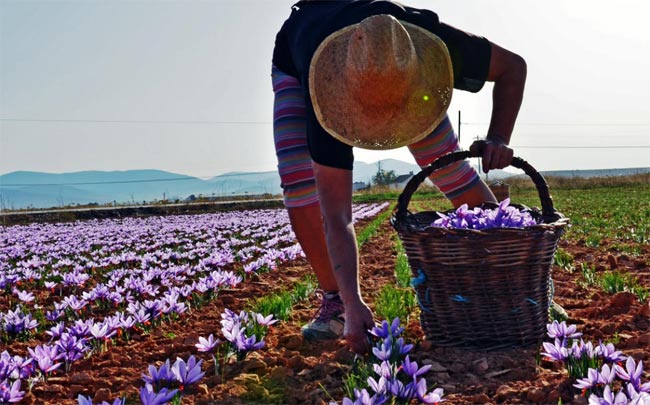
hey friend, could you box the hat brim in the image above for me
[309,19,453,150]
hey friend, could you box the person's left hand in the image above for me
[342,300,375,355]
[470,138,514,173]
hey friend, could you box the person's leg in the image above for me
[272,65,343,339]
[287,205,337,291]
[312,162,374,354]
[408,116,496,207]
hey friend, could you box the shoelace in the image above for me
[312,289,344,324]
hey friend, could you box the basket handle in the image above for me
[395,140,561,223]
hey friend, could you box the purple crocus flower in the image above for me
[57,333,90,364]
[342,388,374,405]
[89,321,116,341]
[541,339,569,362]
[546,321,582,340]
[234,333,265,353]
[416,381,445,404]
[402,356,432,380]
[171,355,205,389]
[587,385,629,405]
[389,379,416,401]
[371,342,393,362]
[142,359,175,390]
[0,379,24,403]
[13,289,35,303]
[597,342,625,363]
[367,375,388,395]
[45,309,64,322]
[77,395,126,405]
[373,361,394,380]
[254,313,278,327]
[28,344,63,375]
[627,385,650,405]
[370,318,403,340]
[139,384,178,405]
[615,357,649,392]
[574,365,616,391]
[195,334,220,353]
[393,337,413,356]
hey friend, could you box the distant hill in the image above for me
[2,163,647,210]
[538,167,650,178]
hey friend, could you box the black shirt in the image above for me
[272,0,492,169]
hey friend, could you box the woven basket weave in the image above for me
[391,145,569,350]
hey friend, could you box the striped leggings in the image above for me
[272,65,480,208]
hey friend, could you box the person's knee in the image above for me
[283,180,319,208]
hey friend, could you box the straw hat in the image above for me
[309,14,453,150]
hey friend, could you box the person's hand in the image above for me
[342,300,374,355]
[470,138,514,173]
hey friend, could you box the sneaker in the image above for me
[301,290,345,341]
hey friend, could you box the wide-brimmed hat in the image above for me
[309,14,453,150]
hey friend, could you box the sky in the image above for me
[1,0,649,178]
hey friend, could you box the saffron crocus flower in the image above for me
[546,321,582,340]
[367,375,388,396]
[77,395,126,405]
[402,356,432,380]
[370,318,403,340]
[233,333,265,354]
[373,361,394,380]
[13,289,35,303]
[0,379,24,403]
[195,334,220,353]
[142,360,175,391]
[139,384,178,405]
[372,342,393,362]
[597,342,625,363]
[587,385,628,405]
[254,313,278,327]
[416,381,445,404]
[341,388,374,405]
[615,357,649,392]
[171,355,205,389]
[28,344,63,374]
[541,339,569,362]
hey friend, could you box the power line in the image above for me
[461,122,650,127]
[511,145,650,149]
[0,118,271,125]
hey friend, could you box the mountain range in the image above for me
[1,160,648,210]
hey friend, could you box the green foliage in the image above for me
[393,236,411,289]
[554,248,575,272]
[371,163,398,187]
[579,263,598,287]
[356,204,394,247]
[343,358,374,399]
[374,284,417,325]
[577,265,648,303]
[250,291,293,321]
[291,274,318,303]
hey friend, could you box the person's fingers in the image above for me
[346,333,370,355]
[482,143,495,173]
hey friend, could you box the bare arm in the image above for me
[472,41,527,172]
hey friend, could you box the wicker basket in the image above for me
[391,145,569,350]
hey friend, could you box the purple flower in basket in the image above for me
[432,199,538,230]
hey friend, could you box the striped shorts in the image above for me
[272,65,480,208]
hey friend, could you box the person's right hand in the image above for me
[342,300,374,355]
